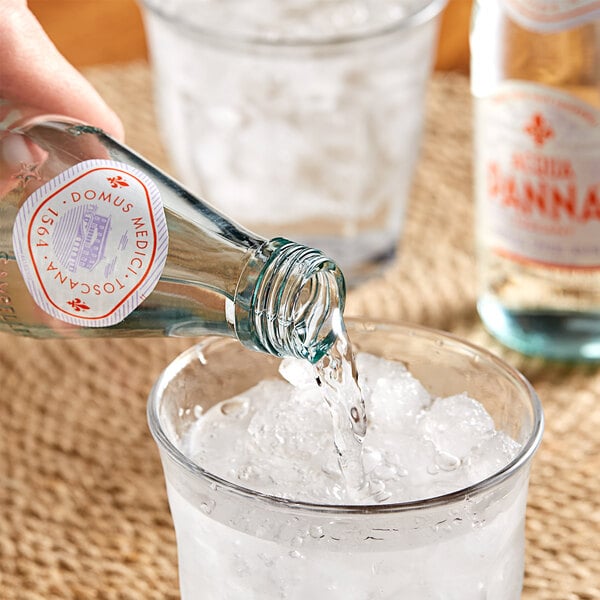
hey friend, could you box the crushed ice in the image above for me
[180,353,522,504]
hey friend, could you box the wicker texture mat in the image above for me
[1,62,599,599]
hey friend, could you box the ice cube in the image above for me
[418,393,495,459]
[180,352,520,506]
[247,380,330,460]
[357,352,430,429]
[466,431,522,483]
[279,357,316,388]
[356,352,409,387]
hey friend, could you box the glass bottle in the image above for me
[471,0,600,361]
[0,104,345,363]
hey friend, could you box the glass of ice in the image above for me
[139,0,447,286]
[148,319,543,599]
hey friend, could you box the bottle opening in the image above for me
[234,238,346,362]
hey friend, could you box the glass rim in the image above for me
[147,318,544,516]
[140,0,448,49]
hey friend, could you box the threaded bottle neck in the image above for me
[234,238,346,362]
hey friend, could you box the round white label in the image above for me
[475,81,600,269]
[12,159,168,327]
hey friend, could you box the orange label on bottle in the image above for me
[475,81,600,269]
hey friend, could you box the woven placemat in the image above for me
[1,61,599,600]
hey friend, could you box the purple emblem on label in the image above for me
[53,205,112,273]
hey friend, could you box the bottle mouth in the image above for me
[234,238,346,362]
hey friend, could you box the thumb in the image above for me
[0,0,124,140]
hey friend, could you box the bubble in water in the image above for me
[427,464,440,475]
[258,552,275,568]
[372,464,398,481]
[237,464,274,487]
[367,479,392,503]
[200,500,216,514]
[435,450,461,472]
[321,456,341,478]
[233,553,250,577]
[220,398,249,418]
[309,525,324,539]
[432,519,453,533]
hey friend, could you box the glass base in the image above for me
[478,295,600,363]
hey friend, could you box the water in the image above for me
[313,321,369,499]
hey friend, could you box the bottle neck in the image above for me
[234,238,346,363]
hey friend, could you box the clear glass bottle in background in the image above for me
[471,0,600,361]
[0,104,345,363]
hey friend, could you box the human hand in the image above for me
[0,0,124,140]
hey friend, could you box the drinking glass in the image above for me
[147,319,543,599]
[140,0,447,285]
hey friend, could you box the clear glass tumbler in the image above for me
[148,319,543,599]
[139,0,447,286]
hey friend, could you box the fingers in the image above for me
[0,0,124,140]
